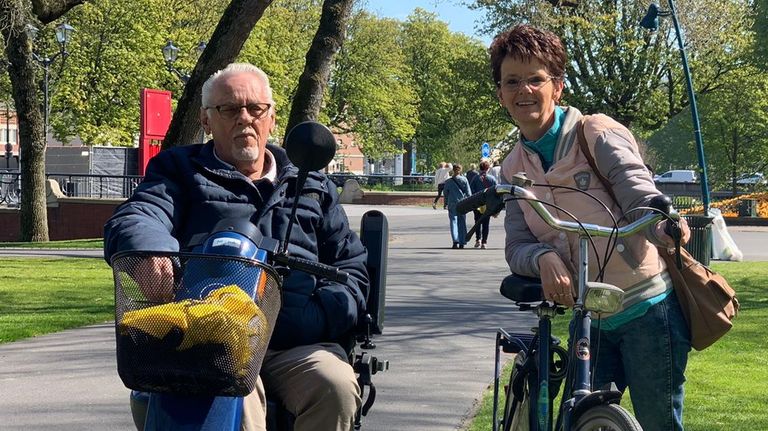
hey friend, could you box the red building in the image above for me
[329,131,365,174]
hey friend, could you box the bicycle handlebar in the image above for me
[456,184,679,238]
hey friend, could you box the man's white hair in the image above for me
[201,63,275,108]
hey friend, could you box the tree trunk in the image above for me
[404,142,414,175]
[3,17,48,241]
[285,0,353,135]
[163,0,275,149]
[1,0,88,242]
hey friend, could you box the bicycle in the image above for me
[457,173,682,431]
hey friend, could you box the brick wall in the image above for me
[0,198,122,242]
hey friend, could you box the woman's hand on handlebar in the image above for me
[538,251,575,307]
[654,217,691,247]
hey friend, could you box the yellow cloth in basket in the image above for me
[119,285,268,373]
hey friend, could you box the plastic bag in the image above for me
[708,208,743,261]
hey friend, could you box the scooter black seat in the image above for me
[500,274,545,303]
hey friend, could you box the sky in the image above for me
[364,0,492,46]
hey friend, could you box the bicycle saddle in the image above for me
[500,274,545,303]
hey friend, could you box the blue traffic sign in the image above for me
[481,142,491,158]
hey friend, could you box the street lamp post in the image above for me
[641,2,711,213]
[162,40,206,84]
[5,103,11,169]
[161,40,207,143]
[1,61,11,169]
[25,22,75,140]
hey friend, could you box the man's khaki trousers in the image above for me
[242,342,361,431]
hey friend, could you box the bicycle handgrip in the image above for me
[456,189,489,215]
[276,254,349,283]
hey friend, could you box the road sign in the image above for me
[481,142,491,158]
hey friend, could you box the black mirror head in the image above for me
[284,121,337,172]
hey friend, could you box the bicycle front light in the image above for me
[584,282,625,314]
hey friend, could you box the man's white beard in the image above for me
[231,145,261,162]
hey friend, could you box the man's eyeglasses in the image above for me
[206,103,272,120]
[498,76,557,92]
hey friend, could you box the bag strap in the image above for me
[576,116,618,205]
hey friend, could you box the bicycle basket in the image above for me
[111,251,282,397]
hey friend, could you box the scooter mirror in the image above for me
[284,121,337,172]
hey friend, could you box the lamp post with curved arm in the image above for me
[641,2,711,213]
[161,40,207,143]
[162,40,207,85]
[25,22,75,141]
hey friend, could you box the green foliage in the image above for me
[648,65,768,189]
[327,12,418,158]
[240,0,322,134]
[54,0,226,146]
[754,0,768,70]
[56,0,169,146]
[5,0,527,172]
[697,66,768,189]
[470,0,755,136]
[402,8,508,169]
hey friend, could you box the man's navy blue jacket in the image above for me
[104,142,369,350]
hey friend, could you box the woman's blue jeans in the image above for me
[447,205,467,245]
[590,292,691,431]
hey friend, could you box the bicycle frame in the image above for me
[493,303,562,431]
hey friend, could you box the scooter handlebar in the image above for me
[457,188,492,215]
[273,253,349,283]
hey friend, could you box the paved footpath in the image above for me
[0,206,764,430]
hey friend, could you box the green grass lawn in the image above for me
[466,262,768,431]
[0,257,113,343]
[0,238,103,248]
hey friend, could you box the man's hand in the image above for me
[538,251,575,307]
[134,257,175,303]
[655,217,691,247]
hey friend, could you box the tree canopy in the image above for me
[471,0,765,184]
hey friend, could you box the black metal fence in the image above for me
[0,171,751,205]
[0,169,20,206]
[47,172,144,199]
[328,174,434,191]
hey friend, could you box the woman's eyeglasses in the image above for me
[498,76,556,92]
[206,103,272,120]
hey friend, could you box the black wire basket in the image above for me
[111,251,282,397]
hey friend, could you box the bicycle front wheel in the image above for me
[574,404,642,431]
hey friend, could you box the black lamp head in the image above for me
[640,3,662,31]
[284,121,337,173]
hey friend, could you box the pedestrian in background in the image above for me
[443,163,471,248]
[488,160,502,182]
[432,162,452,209]
[465,163,479,186]
[469,160,498,249]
